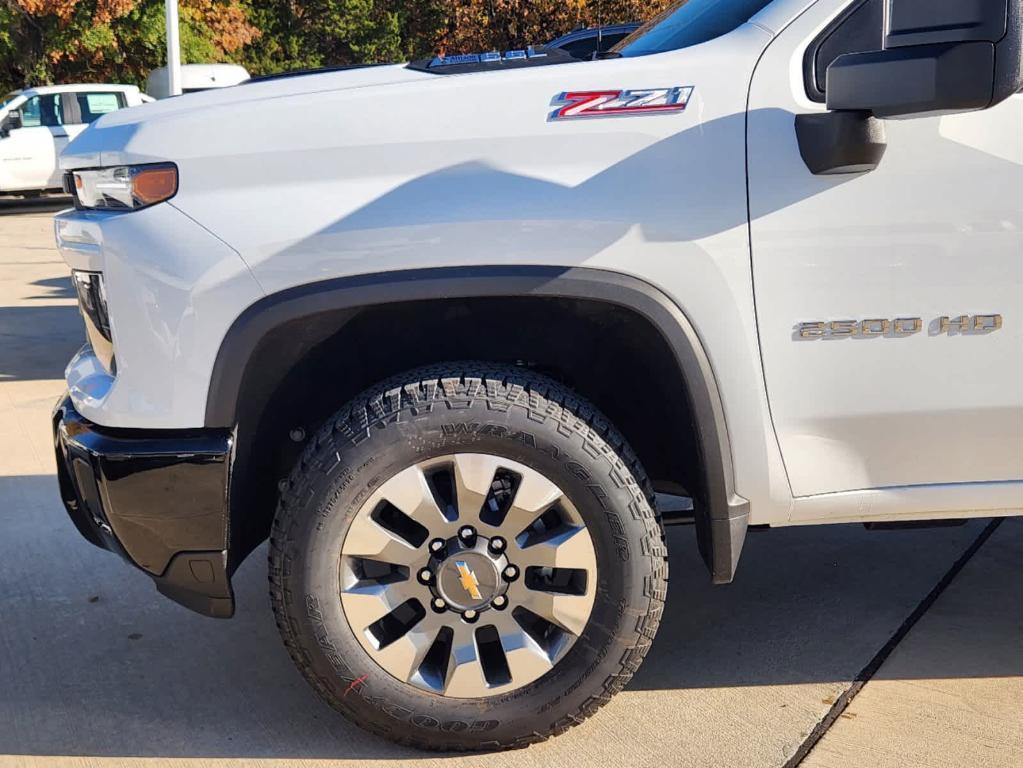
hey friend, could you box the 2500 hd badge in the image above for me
[798,315,1004,339]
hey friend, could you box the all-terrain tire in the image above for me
[268,362,667,751]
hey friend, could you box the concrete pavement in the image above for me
[1,203,1020,767]
[802,519,1023,768]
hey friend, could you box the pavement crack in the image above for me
[784,518,1005,768]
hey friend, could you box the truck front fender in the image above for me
[206,266,749,582]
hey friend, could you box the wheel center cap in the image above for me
[436,551,502,610]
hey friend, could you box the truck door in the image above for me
[747,0,1023,504]
[0,93,67,190]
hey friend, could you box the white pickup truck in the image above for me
[0,84,147,195]
[51,0,1023,752]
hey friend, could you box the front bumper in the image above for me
[53,395,236,618]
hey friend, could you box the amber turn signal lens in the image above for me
[131,166,178,205]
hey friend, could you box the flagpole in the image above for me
[165,0,182,96]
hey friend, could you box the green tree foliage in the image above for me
[0,0,257,92]
[0,0,675,92]
[242,0,404,74]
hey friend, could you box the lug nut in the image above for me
[432,597,447,612]
[489,536,506,554]
[458,526,476,543]
[491,595,508,610]
[462,609,479,623]
[429,538,446,554]
[503,564,519,582]
[418,568,433,585]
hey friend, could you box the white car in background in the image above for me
[0,84,148,195]
[145,64,250,99]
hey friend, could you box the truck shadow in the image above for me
[0,471,1018,761]
[0,304,84,381]
[267,109,848,274]
[27,275,76,301]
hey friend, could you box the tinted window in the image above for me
[70,91,127,124]
[20,95,63,127]
[615,0,775,56]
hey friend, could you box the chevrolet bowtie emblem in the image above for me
[455,561,482,600]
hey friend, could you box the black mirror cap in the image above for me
[885,0,1009,49]
[826,0,1023,118]
[827,42,997,118]
[796,111,887,175]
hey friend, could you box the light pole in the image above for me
[165,0,182,96]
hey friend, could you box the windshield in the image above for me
[614,0,775,56]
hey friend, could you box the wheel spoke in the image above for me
[515,525,595,570]
[442,620,489,697]
[372,609,445,686]
[376,465,453,531]
[490,611,554,680]
[509,582,594,637]
[340,579,412,634]
[452,454,503,524]
[501,470,563,535]
[344,514,422,566]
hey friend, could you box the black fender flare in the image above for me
[206,266,749,582]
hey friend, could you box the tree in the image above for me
[0,0,258,92]
[242,0,404,74]
[435,0,673,55]
[0,0,677,94]
[386,0,447,61]
[239,0,675,76]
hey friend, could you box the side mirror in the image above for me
[826,0,1023,118]
[798,0,1022,175]
[0,110,22,137]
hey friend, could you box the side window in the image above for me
[19,94,63,128]
[803,0,883,103]
[68,91,126,125]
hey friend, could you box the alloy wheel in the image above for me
[339,454,598,698]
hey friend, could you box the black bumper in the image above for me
[53,395,236,618]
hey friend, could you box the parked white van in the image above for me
[0,84,147,195]
[145,64,250,99]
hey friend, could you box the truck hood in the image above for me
[60,47,588,170]
[60,63,435,169]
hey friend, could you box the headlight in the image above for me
[68,164,178,211]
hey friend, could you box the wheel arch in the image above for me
[208,266,749,583]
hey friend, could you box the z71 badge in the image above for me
[551,87,694,120]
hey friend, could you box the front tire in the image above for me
[269,363,667,751]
